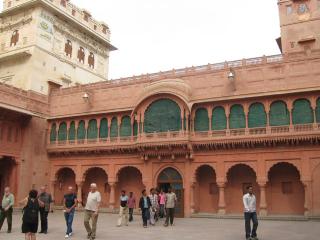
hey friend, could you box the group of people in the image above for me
[0,184,259,240]
[116,187,177,228]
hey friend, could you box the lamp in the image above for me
[82,92,89,102]
[228,69,235,81]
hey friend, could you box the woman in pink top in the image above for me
[158,189,166,218]
[128,192,136,222]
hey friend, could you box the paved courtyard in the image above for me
[0,212,319,240]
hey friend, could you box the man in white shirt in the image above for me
[84,183,101,240]
[243,186,258,240]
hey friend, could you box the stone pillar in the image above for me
[76,181,83,207]
[208,106,213,132]
[109,182,116,210]
[258,182,267,216]
[217,182,226,215]
[186,114,190,132]
[190,182,195,214]
[303,181,311,216]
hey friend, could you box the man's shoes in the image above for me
[7,230,11,233]
[251,237,259,240]
[87,233,91,239]
[164,223,168,227]
[43,230,47,234]
[65,234,69,238]
[69,232,73,237]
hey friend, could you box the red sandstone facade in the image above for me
[1,0,320,218]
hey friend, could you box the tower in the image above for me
[0,0,116,94]
[278,0,320,55]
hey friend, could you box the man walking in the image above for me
[117,190,129,227]
[243,186,258,240]
[63,186,77,238]
[128,192,136,222]
[0,187,14,233]
[164,187,177,227]
[38,186,53,234]
[149,188,159,225]
[139,189,151,228]
[84,183,101,240]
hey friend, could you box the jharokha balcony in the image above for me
[47,123,320,156]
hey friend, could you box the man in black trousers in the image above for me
[38,186,53,234]
[139,189,151,228]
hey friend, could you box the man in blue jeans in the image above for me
[63,186,77,238]
[243,186,258,240]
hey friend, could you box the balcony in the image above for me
[47,123,320,154]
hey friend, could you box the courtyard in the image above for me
[0,212,319,240]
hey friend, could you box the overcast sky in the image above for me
[1,0,281,79]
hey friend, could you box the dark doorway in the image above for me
[0,157,15,197]
[157,167,184,217]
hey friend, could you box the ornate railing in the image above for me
[47,123,320,151]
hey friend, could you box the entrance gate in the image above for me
[157,167,184,217]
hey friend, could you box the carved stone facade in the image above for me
[1,0,320,218]
[0,0,116,94]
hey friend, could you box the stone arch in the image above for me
[194,108,209,132]
[225,162,257,180]
[194,164,218,213]
[266,161,302,179]
[115,166,144,207]
[54,167,76,205]
[292,98,314,124]
[266,162,304,215]
[154,165,184,186]
[225,164,260,214]
[82,167,109,207]
[269,100,290,126]
[248,102,267,128]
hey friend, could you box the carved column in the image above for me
[109,182,116,210]
[265,103,271,134]
[258,182,267,216]
[244,104,249,134]
[225,105,230,136]
[311,99,317,129]
[303,181,311,216]
[186,114,190,132]
[217,182,226,215]
[97,118,101,140]
[190,182,196,214]
[76,181,83,207]
[117,116,121,139]
[208,106,213,132]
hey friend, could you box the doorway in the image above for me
[157,167,184,217]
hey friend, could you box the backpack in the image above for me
[23,198,39,223]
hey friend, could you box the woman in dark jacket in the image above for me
[139,189,152,228]
[20,190,43,240]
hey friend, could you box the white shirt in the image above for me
[243,193,256,213]
[85,191,101,212]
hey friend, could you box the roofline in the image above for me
[0,0,117,51]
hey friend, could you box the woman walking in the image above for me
[20,190,43,240]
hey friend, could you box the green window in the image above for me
[58,122,67,142]
[292,99,314,124]
[68,121,76,141]
[77,120,86,140]
[194,108,209,132]
[50,123,57,143]
[248,103,267,128]
[212,106,227,130]
[120,116,131,137]
[110,117,118,137]
[87,119,98,139]
[229,104,246,129]
[316,98,320,123]
[144,99,181,133]
[269,101,290,126]
[133,120,138,136]
[99,118,108,139]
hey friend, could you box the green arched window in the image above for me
[133,120,138,136]
[99,118,108,139]
[144,99,181,133]
[50,123,57,143]
[269,101,290,126]
[229,104,246,129]
[77,120,86,140]
[120,116,131,137]
[316,98,320,123]
[292,99,314,124]
[68,121,76,141]
[248,103,267,128]
[110,117,118,137]
[212,106,227,130]
[58,122,67,142]
[87,119,98,139]
[194,108,209,132]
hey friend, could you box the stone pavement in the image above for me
[0,212,319,240]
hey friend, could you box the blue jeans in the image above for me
[244,212,258,238]
[64,209,75,234]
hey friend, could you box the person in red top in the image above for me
[158,189,166,218]
[127,192,136,222]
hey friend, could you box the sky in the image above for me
[1,0,281,79]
